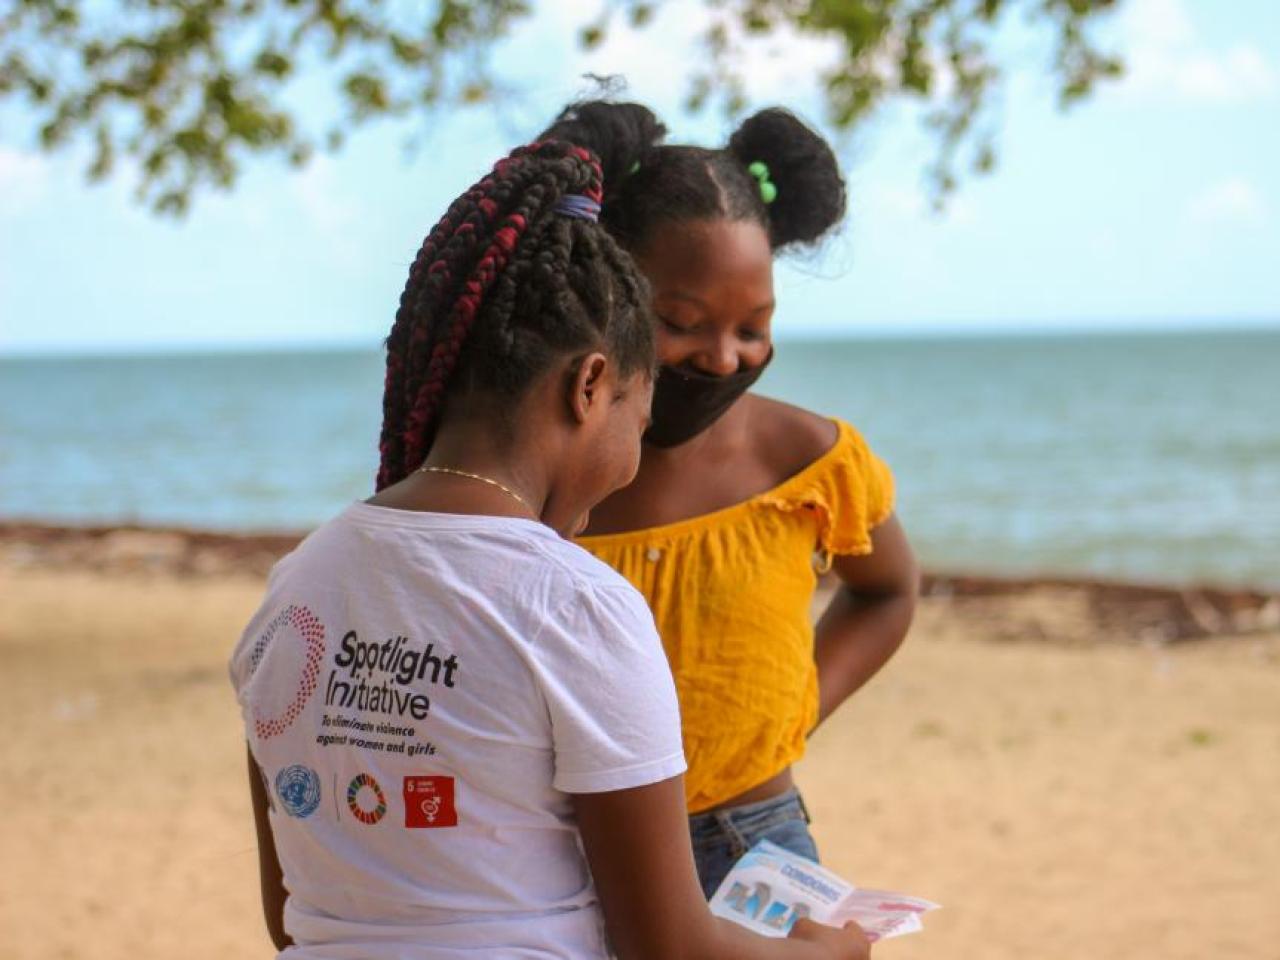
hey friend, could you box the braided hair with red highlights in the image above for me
[376,140,653,490]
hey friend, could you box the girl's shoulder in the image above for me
[742,393,841,483]
[743,396,894,559]
[742,395,892,525]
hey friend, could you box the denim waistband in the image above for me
[688,787,811,840]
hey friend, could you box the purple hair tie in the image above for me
[553,194,601,222]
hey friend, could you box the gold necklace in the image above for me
[416,465,536,515]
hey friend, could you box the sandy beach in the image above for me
[1,525,1277,960]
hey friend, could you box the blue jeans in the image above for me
[688,788,819,899]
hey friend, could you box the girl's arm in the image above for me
[813,514,919,725]
[573,777,868,960]
[247,745,293,951]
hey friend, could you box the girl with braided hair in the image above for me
[230,140,869,960]
[543,102,921,896]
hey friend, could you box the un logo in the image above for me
[275,764,322,818]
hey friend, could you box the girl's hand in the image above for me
[575,776,873,960]
[789,918,872,960]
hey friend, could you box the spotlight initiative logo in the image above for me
[249,604,326,739]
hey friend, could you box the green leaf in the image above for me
[0,0,1125,216]
[253,50,292,78]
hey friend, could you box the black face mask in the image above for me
[644,349,774,448]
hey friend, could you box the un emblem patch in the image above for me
[275,764,322,818]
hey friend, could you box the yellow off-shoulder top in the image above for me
[577,420,895,813]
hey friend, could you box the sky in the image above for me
[1,0,1278,354]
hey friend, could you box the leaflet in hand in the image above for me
[708,840,939,942]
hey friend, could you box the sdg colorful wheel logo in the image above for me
[275,764,321,818]
[346,773,388,825]
[249,604,327,740]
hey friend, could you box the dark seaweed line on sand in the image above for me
[3,520,1277,643]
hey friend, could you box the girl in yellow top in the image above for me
[541,102,920,896]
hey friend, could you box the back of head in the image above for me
[377,141,653,491]
[539,101,847,253]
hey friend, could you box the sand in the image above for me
[1,537,1278,960]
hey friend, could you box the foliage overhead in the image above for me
[0,0,1122,214]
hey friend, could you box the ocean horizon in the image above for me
[3,326,1277,588]
[6,316,1280,360]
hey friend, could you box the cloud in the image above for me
[1117,0,1278,104]
[860,182,977,227]
[0,148,50,215]
[1172,45,1276,102]
[1185,177,1268,227]
[536,0,839,124]
[291,156,359,235]
[0,148,51,306]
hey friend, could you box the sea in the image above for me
[2,328,1277,589]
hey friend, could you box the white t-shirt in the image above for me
[228,503,686,959]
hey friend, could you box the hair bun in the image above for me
[727,108,846,250]
[539,100,667,203]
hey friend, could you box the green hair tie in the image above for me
[747,160,777,204]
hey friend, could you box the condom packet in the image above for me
[708,840,940,942]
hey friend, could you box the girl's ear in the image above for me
[568,352,610,425]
